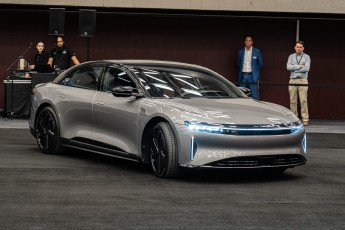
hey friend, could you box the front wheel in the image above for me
[150,122,180,178]
[35,107,62,154]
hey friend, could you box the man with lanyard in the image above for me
[48,36,80,71]
[237,35,264,100]
[287,40,311,126]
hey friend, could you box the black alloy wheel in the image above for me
[150,122,179,178]
[35,107,62,154]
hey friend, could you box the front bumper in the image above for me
[175,123,307,169]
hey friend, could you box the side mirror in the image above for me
[111,86,144,98]
[238,87,251,97]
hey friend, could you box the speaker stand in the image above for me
[86,37,90,61]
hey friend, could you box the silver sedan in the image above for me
[29,60,307,178]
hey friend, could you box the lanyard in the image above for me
[296,53,304,65]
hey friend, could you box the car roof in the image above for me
[87,59,211,72]
[57,59,225,84]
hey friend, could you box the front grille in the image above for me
[223,129,292,135]
[206,154,306,168]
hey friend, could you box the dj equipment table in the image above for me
[3,73,56,118]
[3,78,31,118]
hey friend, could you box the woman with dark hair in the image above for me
[29,41,49,70]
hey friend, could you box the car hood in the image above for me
[148,98,297,125]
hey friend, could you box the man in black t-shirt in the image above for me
[48,36,80,70]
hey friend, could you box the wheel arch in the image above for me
[33,102,58,135]
[140,116,179,164]
[34,103,63,154]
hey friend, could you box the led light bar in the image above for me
[184,121,304,136]
[302,134,307,154]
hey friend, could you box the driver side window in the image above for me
[60,66,101,90]
[102,67,136,92]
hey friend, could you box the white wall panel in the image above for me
[0,0,345,14]
[103,0,132,8]
[303,0,332,13]
[333,0,345,13]
[215,0,248,11]
[163,0,191,9]
[248,0,277,12]
[190,0,202,9]
[133,0,162,9]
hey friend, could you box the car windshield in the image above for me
[132,66,245,99]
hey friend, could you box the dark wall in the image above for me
[1,10,344,119]
[301,20,345,119]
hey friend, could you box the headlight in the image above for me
[291,125,303,134]
[184,121,304,135]
[184,121,228,134]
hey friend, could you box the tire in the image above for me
[150,122,180,178]
[35,107,62,154]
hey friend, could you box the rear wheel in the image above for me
[35,107,62,154]
[150,122,180,178]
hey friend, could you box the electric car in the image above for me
[29,60,307,178]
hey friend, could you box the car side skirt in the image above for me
[60,137,143,162]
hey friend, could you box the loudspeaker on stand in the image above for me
[79,9,96,37]
[49,8,65,35]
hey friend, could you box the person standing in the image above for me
[29,41,49,70]
[48,36,80,70]
[287,41,311,126]
[237,35,264,100]
[25,41,50,77]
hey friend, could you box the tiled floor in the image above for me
[0,116,29,129]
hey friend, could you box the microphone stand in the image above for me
[5,43,33,75]
[4,43,32,118]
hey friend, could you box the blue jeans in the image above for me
[240,73,258,100]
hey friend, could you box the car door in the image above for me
[56,65,103,140]
[92,66,143,155]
